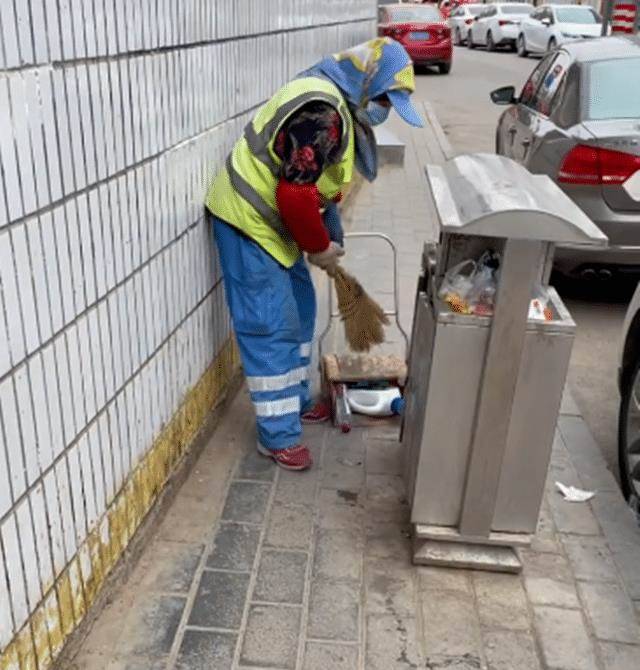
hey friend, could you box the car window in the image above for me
[555,7,601,24]
[501,6,533,14]
[469,6,484,15]
[532,52,571,116]
[520,54,555,107]
[531,9,543,20]
[552,63,580,128]
[543,8,554,22]
[586,57,640,120]
[388,6,443,22]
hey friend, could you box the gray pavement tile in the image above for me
[418,567,473,595]
[137,541,203,594]
[275,468,319,507]
[421,589,483,659]
[221,481,272,524]
[318,489,365,532]
[533,606,598,670]
[308,577,360,642]
[108,657,169,670]
[188,570,250,629]
[322,444,366,492]
[313,528,364,582]
[365,557,416,617]
[264,503,313,550]
[366,522,412,560]
[548,488,602,536]
[608,542,640,600]
[366,614,424,670]
[303,642,358,670]
[235,448,276,481]
[473,572,530,632]
[483,630,542,670]
[524,576,580,609]
[590,492,640,550]
[240,604,301,669]
[599,642,640,670]
[365,474,406,507]
[175,630,236,670]
[562,535,620,582]
[117,594,186,657]
[578,582,640,644]
[365,439,403,475]
[521,549,574,582]
[207,522,260,572]
[254,550,308,604]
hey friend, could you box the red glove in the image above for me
[276,179,330,254]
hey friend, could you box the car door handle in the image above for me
[521,138,531,147]
[508,125,517,135]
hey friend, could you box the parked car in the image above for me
[491,36,640,279]
[517,4,603,57]
[378,3,453,74]
[619,282,640,502]
[468,3,534,51]
[450,3,487,45]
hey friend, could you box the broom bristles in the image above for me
[332,266,389,353]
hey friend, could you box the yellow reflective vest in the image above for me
[206,76,355,268]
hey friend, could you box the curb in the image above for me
[422,100,456,161]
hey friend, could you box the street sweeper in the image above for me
[206,38,424,471]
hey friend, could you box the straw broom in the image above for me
[329,265,390,353]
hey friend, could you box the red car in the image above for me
[378,3,453,74]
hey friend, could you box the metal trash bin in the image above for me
[402,154,607,572]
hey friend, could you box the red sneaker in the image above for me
[301,401,331,424]
[257,444,313,471]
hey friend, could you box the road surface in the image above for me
[412,45,629,482]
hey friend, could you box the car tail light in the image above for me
[436,26,451,38]
[498,19,515,26]
[558,145,640,185]
[465,18,474,24]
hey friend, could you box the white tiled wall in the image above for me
[0,0,376,661]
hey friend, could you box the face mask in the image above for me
[365,102,391,126]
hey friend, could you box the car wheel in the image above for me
[517,34,528,57]
[486,31,496,51]
[455,27,463,46]
[548,37,557,52]
[619,358,640,504]
[438,62,452,75]
[468,31,475,49]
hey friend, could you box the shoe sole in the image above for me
[256,444,312,471]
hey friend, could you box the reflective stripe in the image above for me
[225,154,290,239]
[246,366,307,393]
[254,396,300,418]
[244,88,352,175]
[300,342,312,358]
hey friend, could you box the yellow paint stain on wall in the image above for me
[0,337,240,670]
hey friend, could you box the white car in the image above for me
[517,4,603,57]
[468,2,534,51]
[449,4,486,45]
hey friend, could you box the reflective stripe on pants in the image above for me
[213,217,316,451]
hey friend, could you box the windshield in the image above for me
[469,6,485,15]
[501,6,533,14]
[556,7,601,23]
[586,58,640,120]
[388,7,442,22]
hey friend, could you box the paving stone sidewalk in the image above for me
[68,110,640,670]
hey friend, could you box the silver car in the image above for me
[619,282,640,502]
[491,36,640,279]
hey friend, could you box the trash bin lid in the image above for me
[427,154,608,246]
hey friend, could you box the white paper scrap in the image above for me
[555,481,596,503]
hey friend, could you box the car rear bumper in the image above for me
[405,42,452,64]
[496,26,519,43]
[554,244,640,277]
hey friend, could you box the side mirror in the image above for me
[490,85,517,106]
[541,17,552,26]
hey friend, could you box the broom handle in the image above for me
[317,232,409,360]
